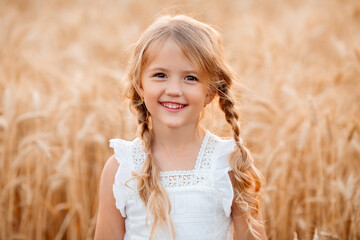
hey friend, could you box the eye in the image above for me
[153,73,166,78]
[185,75,198,81]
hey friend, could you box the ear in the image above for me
[204,89,216,106]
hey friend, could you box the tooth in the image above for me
[162,103,184,109]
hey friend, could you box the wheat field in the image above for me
[0,0,359,239]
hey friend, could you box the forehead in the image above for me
[144,40,195,71]
[143,38,205,75]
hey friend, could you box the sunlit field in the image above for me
[0,0,359,239]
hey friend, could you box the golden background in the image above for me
[0,0,359,239]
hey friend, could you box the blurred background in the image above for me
[0,0,359,239]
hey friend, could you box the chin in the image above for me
[164,123,184,129]
[161,120,192,129]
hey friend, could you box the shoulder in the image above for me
[98,155,119,203]
[109,137,137,145]
[102,155,119,179]
[109,137,139,164]
[208,132,236,150]
[208,132,236,168]
[109,137,138,150]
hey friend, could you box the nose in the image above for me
[165,78,183,96]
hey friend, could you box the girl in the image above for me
[95,15,267,240]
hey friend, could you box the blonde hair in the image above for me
[125,15,264,239]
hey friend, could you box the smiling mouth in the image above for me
[160,102,187,109]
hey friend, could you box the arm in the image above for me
[231,202,268,240]
[94,155,125,240]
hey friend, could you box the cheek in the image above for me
[142,88,160,109]
[197,87,210,103]
[141,81,152,97]
[143,85,157,97]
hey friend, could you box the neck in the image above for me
[151,124,206,154]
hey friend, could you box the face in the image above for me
[140,39,213,130]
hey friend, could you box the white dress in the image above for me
[110,131,237,240]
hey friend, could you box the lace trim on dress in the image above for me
[132,138,146,172]
[196,135,219,170]
[131,131,219,188]
[160,172,209,188]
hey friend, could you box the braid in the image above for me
[132,101,175,239]
[217,79,264,239]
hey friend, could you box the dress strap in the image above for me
[212,137,236,217]
[109,138,137,217]
[109,139,133,165]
